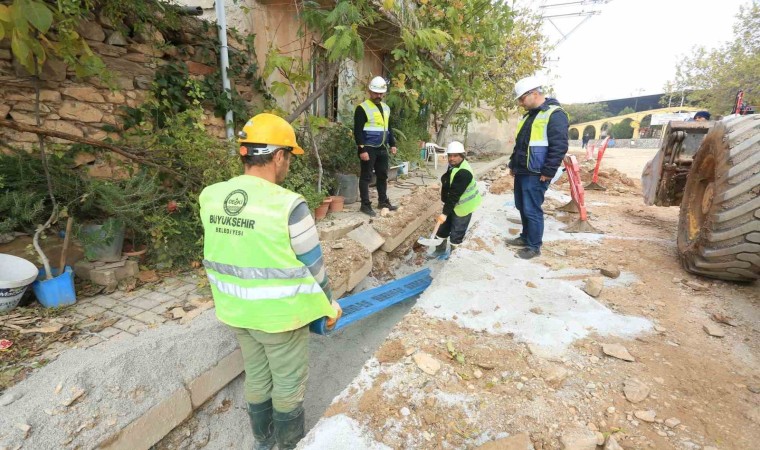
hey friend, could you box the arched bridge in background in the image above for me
[569,106,702,140]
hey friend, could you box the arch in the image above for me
[582,125,596,139]
[611,118,634,139]
[569,128,579,140]
[600,122,612,136]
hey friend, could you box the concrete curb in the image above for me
[380,201,440,252]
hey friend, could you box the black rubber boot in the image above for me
[273,404,305,450]
[247,400,275,450]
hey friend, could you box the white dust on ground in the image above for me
[297,414,391,450]
[300,190,654,449]
[416,191,652,357]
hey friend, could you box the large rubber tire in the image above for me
[677,114,760,282]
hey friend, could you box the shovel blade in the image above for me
[417,236,444,247]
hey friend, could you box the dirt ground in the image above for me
[314,150,760,450]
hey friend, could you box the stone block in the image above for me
[44,120,85,143]
[60,101,104,122]
[114,260,139,280]
[186,61,215,76]
[187,349,244,409]
[318,218,364,241]
[347,255,373,292]
[99,387,193,450]
[91,268,117,286]
[133,310,167,325]
[77,21,106,42]
[103,91,126,104]
[380,202,439,252]
[0,103,10,118]
[63,86,106,103]
[8,110,37,125]
[347,224,385,253]
[124,52,148,63]
[88,41,127,57]
[105,30,128,46]
[127,43,165,58]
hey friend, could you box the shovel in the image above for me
[417,220,444,247]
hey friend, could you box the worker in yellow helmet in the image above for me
[199,113,342,450]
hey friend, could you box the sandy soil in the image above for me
[302,151,760,450]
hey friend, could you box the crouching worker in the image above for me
[199,113,342,450]
[432,141,483,257]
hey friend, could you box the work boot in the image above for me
[516,247,541,260]
[377,201,398,211]
[360,204,376,217]
[273,404,305,450]
[505,236,527,247]
[247,400,275,450]
[431,238,448,257]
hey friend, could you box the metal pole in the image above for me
[215,0,234,139]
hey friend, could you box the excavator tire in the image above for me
[677,114,760,282]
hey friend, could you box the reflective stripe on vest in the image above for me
[200,175,335,333]
[515,105,562,173]
[359,99,390,147]
[450,160,482,217]
[206,273,323,302]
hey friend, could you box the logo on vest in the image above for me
[223,190,248,216]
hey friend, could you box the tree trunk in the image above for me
[436,97,464,144]
[285,61,341,123]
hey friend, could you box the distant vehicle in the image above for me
[643,91,759,282]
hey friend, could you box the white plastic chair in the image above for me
[424,143,446,170]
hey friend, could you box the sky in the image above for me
[525,0,748,104]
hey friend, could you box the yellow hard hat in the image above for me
[237,113,304,156]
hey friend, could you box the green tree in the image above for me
[563,102,611,125]
[390,1,544,143]
[672,2,759,114]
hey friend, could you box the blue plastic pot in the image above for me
[32,266,77,308]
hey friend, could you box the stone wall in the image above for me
[0,13,260,167]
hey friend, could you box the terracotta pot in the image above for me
[314,203,330,221]
[328,196,345,212]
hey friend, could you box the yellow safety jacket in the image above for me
[515,105,563,173]
[359,99,390,147]
[199,175,335,333]
[450,159,482,217]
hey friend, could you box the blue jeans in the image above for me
[514,174,549,251]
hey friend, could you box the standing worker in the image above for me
[507,75,569,259]
[354,76,398,216]
[199,113,342,450]
[432,141,482,257]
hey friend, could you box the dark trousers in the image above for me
[514,174,549,250]
[359,145,389,207]
[436,213,472,245]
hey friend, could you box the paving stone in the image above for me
[150,303,175,315]
[133,310,167,325]
[98,326,123,339]
[111,304,145,317]
[76,335,106,349]
[108,290,126,299]
[91,296,121,309]
[128,296,163,310]
[171,283,198,296]
[114,318,148,334]
[143,290,175,302]
[76,304,108,318]
[156,279,182,293]
[110,331,134,340]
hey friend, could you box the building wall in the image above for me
[446,104,519,155]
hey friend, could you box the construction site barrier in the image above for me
[585,137,609,191]
[561,155,600,233]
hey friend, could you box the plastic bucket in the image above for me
[32,266,77,308]
[336,174,359,205]
[0,254,39,312]
[82,221,125,262]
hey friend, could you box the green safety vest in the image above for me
[199,175,335,333]
[450,159,482,217]
[359,99,390,147]
[515,105,563,173]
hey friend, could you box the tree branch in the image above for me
[285,60,341,123]
[0,119,187,183]
[436,96,465,144]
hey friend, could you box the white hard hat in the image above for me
[446,141,465,154]
[514,75,542,100]
[369,76,388,93]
